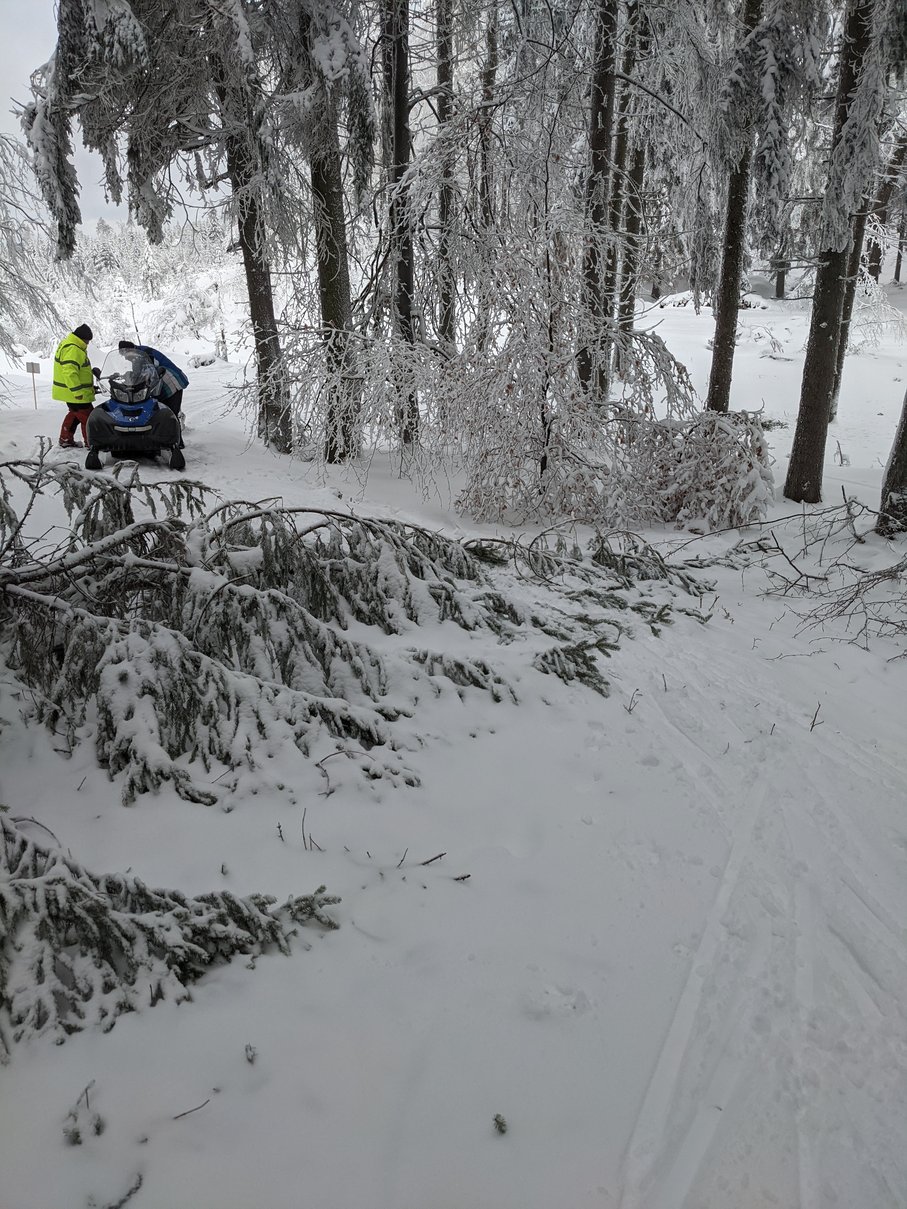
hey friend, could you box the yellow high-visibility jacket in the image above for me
[52,334,96,405]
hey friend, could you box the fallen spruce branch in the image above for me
[0,814,339,1060]
[1,459,710,805]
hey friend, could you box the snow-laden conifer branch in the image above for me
[0,814,339,1062]
[1,459,713,804]
[820,0,895,252]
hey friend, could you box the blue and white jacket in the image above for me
[137,345,190,400]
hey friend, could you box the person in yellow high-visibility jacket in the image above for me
[53,324,97,447]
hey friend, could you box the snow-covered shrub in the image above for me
[0,814,339,1060]
[443,328,703,528]
[847,263,907,353]
[453,388,772,532]
[631,410,774,530]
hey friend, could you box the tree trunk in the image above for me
[705,0,764,414]
[289,4,361,464]
[478,12,497,231]
[829,201,870,421]
[616,140,646,376]
[577,0,619,395]
[896,214,905,282]
[475,10,498,352]
[772,252,788,299]
[219,113,291,454]
[615,3,650,379]
[784,247,851,500]
[382,0,418,444]
[783,0,874,504]
[877,386,907,535]
[310,99,359,464]
[601,5,639,353]
[614,1,648,382]
[436,0,456,351]
[600,88,627,331]
[866,135,907,281]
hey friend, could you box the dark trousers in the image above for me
[59,404,93,445]
[166,390,183,416]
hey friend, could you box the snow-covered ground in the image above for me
[1,294,906,1209]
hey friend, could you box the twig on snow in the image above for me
[172,1098,210,1121]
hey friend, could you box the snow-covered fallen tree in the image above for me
[0,451,712,1059]
[0,449,711,810]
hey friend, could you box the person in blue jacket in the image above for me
[118,340,189,415]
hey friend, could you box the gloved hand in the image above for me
[92,367,101,380]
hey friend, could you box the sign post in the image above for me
[25,362,40,409]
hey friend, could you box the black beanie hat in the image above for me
[73,324,93,342]
[118,339,136,350]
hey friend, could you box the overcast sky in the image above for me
[0,0,125,224]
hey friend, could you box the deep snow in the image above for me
[1,292,907,1209]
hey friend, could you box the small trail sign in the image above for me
[25,362,40,409]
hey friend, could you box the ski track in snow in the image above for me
[617,633,907,1209]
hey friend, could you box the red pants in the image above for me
[59,405,93,445]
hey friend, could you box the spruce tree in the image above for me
[785,0,892,503]
[878,386,907,534]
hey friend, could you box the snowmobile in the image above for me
[85,348,185,471]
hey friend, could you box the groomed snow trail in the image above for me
[618,618,907,1209]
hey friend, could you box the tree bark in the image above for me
[896,214,905,282]
[867,135,907,280]
[601,4,639,354]
[310,102,359,464]
[286,3,361,464]
[616,140,646,375]
[784,0,874,504]
[877,386,907,534]
[436,0,456,351]
[475,9,498,352]
[382,0,418,444]
[615,3,650,378]
[217,89,291,454]
[829,201,871,421]
[772,252,788,299]
[478,12,497,232]
[577,0,619,395]
[705,0,764,414]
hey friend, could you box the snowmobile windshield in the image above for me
[101,349,161,404]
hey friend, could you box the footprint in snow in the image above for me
[521,985,592,1020]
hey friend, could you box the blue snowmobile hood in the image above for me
[100,397,159,427]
